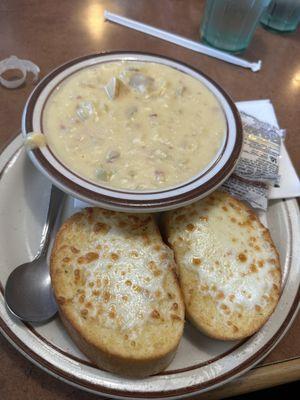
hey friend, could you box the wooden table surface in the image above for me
[0,1,299,399]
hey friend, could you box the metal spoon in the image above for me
[5,185,65,322]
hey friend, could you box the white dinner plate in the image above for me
[0,135,299,399]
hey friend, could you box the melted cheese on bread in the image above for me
[51,208,184,376]
[163,191,281,340]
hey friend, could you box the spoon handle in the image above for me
[38,186,65,258]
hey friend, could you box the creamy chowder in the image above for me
[42,61,226,190]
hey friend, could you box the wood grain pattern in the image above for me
[0,0,299,399]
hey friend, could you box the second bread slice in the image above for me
[163,191,281,341]
[50,208,184,377]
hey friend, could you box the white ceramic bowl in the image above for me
[22,52,242,212]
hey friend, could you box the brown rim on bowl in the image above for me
[23,52,243,210]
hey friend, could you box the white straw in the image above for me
[104,10,261,73]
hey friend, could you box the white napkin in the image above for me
[236,99,300,200]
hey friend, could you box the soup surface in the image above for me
[43,61,226,190]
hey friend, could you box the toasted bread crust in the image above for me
[163,191,281,341]
[51,208,184,377]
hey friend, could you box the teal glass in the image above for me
[260,0,300,32]
[201,0,271,53]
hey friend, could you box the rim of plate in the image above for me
[22,52,243,212]
[0,136,299,398]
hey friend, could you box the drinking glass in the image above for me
[260,0,300,32]
[201,0,271,53]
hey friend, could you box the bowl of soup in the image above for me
[22,52,242,212]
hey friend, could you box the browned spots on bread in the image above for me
[171,303,178,311]
[85,301,92,309]
[103,277,109,286]
[74,269,80,283]
[248,213,256,221]
[217,291,225,300]
[192,257,201,266]
[232,325,239,333]
[58,244,68,251]
[171,314,181,321]
[133,284,142,293]
[57,296,66,305]
[199,216,208,222]
[175,215,185,223]
[122,295,128,301]
[151,309,160,319]
[255,305,262,312]
[80,309,88,318]
[220,304,230,314]
[71,246,79,254]
[130,250,138,257]
[167,292,175,299]
[118,220,127,228]
[250,264,258,273]
[103,291,111,302]
[148,260,162,276]
[62,256,71,263]
[258,260,265,268]
[153,244,161,252]
[128,215,139,223]
[229,294,235,302]
[238,253,247,262]
[86,207,94,224]
[79,294,85,303]
[93,222,110,234]
[125,280,132,286]
[92,289,100,296]
[211,284,217,292]
[222,206,228,212]
[269,269,278,278]
[186,223,195,232]
[102,209,116,217]
[110,252,119,261]
[77,252,99,264]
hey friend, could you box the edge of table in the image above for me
[195,356,300,399]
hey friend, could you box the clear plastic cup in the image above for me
[200,0,271,53]
[260,0,300,33]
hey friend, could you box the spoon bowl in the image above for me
[5,257,58,322]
